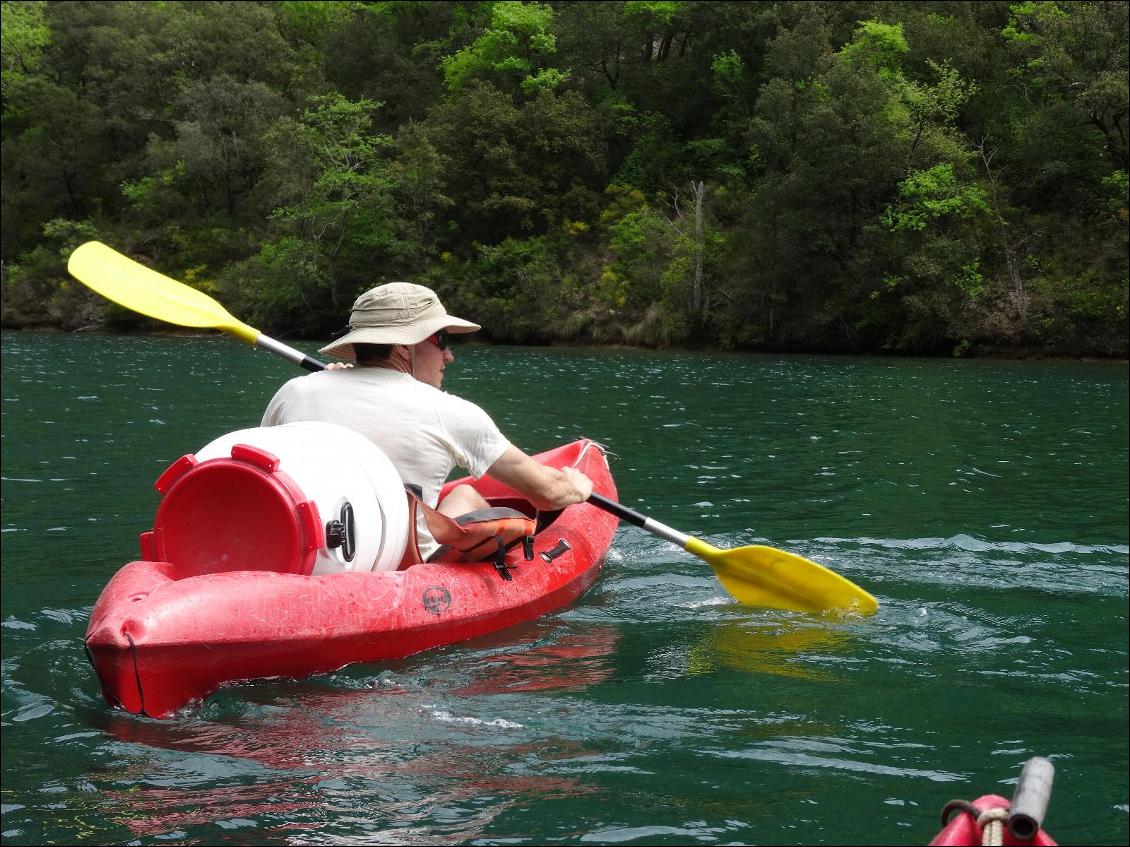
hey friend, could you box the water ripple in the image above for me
[706,744,966,782]
[819,534,1130,556]
[2,336,1127,847]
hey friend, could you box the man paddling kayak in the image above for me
[261,282,592,561]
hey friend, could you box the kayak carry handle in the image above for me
[1008,756,1055,841]
[540,539,572,562]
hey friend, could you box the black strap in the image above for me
[455,506,528,525]
[941,799,983,826]
[492,535,512,581]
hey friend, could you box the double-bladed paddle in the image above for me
[68,241,325,372]
[67,240,879,615]
[590,493,877,614]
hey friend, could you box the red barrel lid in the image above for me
[147,443,322,578]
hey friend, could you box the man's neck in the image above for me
[367,348,416,379]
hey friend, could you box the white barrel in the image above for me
[196,421,409,573]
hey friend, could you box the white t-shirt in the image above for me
[261,368,511,560]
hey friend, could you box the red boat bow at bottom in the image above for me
[85,438,618,718]
[930,758,1058,846]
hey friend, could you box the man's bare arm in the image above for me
[485,445,593,511]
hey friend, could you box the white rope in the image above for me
[571,439,607,469]
[977,807,1009,847]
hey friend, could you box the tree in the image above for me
[412,81,606,247]
[442,1,569,96]
[0,0,51,101]
[1004,0,1129,171]
[127,76,287,223]
[0,1,1124,354]
[260,93,393,313]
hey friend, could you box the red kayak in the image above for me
[930,758,1058,846]
[85,438,618,718]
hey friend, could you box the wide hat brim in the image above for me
[319,315,479,361]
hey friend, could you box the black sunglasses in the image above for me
[426,330,450,351]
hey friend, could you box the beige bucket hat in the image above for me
[319,282,480,360]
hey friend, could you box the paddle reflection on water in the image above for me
[86,623,619,842]
[686,621,855,681]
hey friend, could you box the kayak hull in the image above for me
[929,794,1057,846]
[85,439,618,717]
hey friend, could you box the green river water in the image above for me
[1,330,1127,845]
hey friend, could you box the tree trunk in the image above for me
[1003,243,1027,322]
[978,140,1030,323]
[690,179,705,325]
[326,217,348,310]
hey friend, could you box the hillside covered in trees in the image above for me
[2,1,1127,356]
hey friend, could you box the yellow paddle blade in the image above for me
[67,241,259,345]
[686,537,879,616]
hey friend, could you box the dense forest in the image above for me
[1,1,1127,356]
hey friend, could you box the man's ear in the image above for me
[392,343,417,367]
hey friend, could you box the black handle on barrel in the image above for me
[1008,756,1055,841]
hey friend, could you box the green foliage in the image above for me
[602,184,670,308]
[521,67,570,95]
[894,59,978,166]
[0,0,1125,356]
[711,49,743,87]
[409,82,605,246]
[277,0,353,44]
[613,112,687,192]
[882,165,990,231]
[221,236,330,336]
[622,1,683,28]
[0,0,51,99]
[260,93,394,313]
[1101,169,1129,219]
[442,1,567,96]
[838,19,909,77]
[429,235,573,342]
[0,218,106,330]
[1003,0,1129,170]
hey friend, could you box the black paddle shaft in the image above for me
[588,492,648,528]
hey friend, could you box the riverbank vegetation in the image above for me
[2,1,1126,356]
